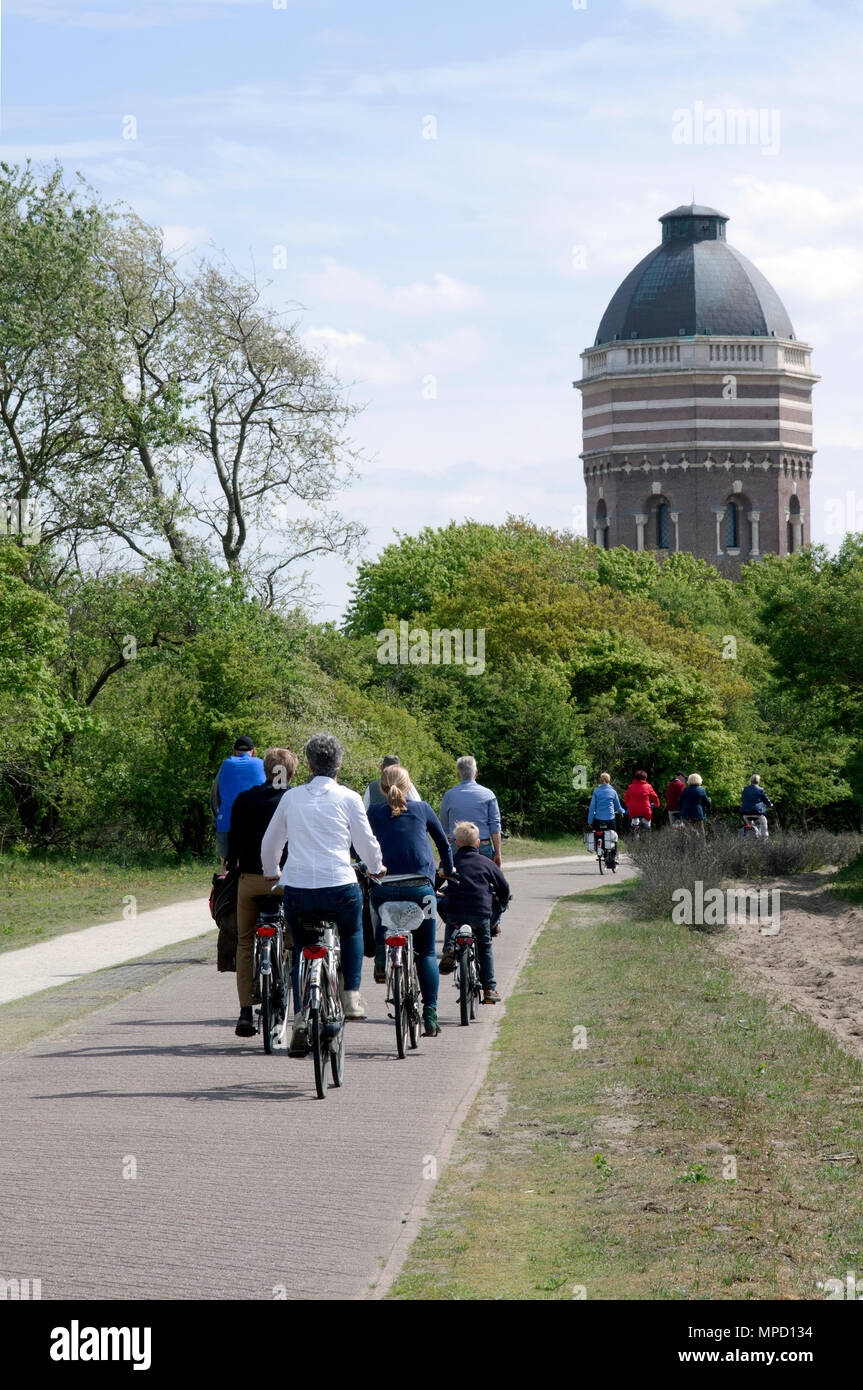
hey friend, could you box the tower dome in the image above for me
[595,204,794,346]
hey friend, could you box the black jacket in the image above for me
[439,846,510,923]
[228,783,287,874]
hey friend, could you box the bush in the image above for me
[625,826,863,924]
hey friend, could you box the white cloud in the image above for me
[161,224,210,254]
[755,247,863,303]
[627,0,781,39]
[305,326,487,388]
[298,261,483,316]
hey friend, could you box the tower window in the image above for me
[724,502,739,550]
[656,503,670,550]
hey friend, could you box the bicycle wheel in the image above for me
[310,1005,327,1099]
[261,967,274,1054]
[598,853,605,875]
[408,963,421,1050]
[393,960,408,1059]
[458,951,470,1027]
[330,998,345,1088]
[469,954,479,1020]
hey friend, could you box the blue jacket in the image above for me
[678,785,712,821]
[367,800,454,883]
[216,753,266,832]
[741,784,772,815]
[587,784,624,824]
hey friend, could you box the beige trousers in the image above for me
[236,873,280,1008]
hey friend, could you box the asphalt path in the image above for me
[0,856,632,1300]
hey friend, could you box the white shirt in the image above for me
[362,778,421,810]
[261,776,383,889]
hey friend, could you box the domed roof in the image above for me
[594,204,795,346]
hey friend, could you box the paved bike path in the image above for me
[0,857,589,1007]
[0,859,631,1301]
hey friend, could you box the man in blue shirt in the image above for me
[211,736,266,866]
[740,774,773,837]
[439,756,502,865]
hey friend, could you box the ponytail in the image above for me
[380,764,411,817]
[386,783,408,817]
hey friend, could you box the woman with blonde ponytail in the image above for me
[381,765,410,817]
[366,764,455,1036]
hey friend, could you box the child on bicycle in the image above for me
[437,821,510,1004]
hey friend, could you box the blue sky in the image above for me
[5,0,862,617]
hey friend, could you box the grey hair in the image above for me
[750,774,761,784]
[381,754,401,768]
[306,733,344,779]
[456,755,477,781]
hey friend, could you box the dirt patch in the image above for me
[713,871,863,1062]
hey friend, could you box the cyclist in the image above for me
[366,766,454,1037]
[678,772,712,832]
[226,746,298,1038]
[438,821,510,1003]
[665,771,688,826]
[260,733,384,1054]
[211,736,266,868]
[363,754,421,810]
[624,770,660,831]
[439,756,502,867]
[740,774,773,837]
[586,772,624,869]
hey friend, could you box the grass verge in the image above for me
[0,850,210,952]
[830,851,863,906]
[389,883,863,1300]
[503,834,587,860]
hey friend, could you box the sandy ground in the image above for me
[713,871,863,1062]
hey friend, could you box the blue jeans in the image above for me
[448,837,495,860]
[282,882,364,1011]
[441,914,495,991]
[370,881,438,1007]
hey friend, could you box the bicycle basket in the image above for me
[379,901,427,934]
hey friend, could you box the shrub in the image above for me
[624,826,863,924]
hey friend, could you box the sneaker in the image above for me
[423,1006,441,1037]
[374,946,387,983]
[342,989,367,1020]
[438,949,456,975]
[482,987,501,1005]
[288,1013,309,1057]
[235,1006,257,1037]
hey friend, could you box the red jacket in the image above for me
[624,780,660,819]
[665,776,687,812]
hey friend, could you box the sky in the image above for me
[4,0,863,619]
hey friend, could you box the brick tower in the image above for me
[575,205,817,569]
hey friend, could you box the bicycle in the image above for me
[378,876,433,1058]
[449,924,484,1027]
[627,815,652,841]
[251,894,293,1055]
[295,914,345,1099]
[586,822,619,874]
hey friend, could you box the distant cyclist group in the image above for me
[587,767,774,847]
[211,735,511,1047]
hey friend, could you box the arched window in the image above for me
[724,502,740,550]
[595,499,610,549]
[655,503,669,550]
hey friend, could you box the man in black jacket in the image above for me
[437,821,510,1003]
[227,746,297,1036]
